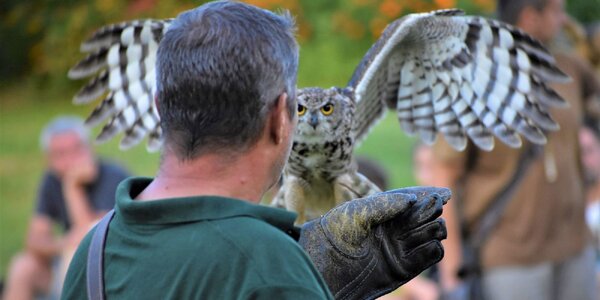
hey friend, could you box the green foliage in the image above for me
[566,0,600,24]
[2,0,595,87]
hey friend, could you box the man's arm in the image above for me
[428,159,464,292]
[62,157,106,230]
[424,140,469,295]
[25,213,94,261]
[26,215,63,259]
[62,178,101,228]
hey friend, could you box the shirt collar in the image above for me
[115,177,300,237]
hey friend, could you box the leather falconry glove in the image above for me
[299,186,449,300]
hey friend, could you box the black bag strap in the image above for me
[87,209,115,300]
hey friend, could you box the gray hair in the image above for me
[156,0,299,160]
[497,0,549,25]
[40,116,90,152]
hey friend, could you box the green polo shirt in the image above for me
[62,177,333,299]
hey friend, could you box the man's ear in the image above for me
[270,93,289,145]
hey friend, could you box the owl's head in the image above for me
[295,87,354,141]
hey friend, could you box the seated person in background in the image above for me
[3,116,129,300]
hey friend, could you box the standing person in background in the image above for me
[429,0,600,299]
[3,116,130,300]
[378,143,463,300]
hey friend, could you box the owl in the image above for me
[271,88,381,222]
[69,9,569,223]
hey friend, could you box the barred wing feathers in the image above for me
[68,19,172,151]
[349,9,569,151]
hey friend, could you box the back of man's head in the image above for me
[497,0,548,25]
[156,1,299,160]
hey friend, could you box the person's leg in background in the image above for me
[554,245,597,300]
[483,263,552,300]
[3,252,51,300]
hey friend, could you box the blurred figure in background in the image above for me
[3,116,129,300]
[550,17,600,128]
[379,143,462,300]
[588,22,600,75]
[550,14,590,60]
[356,156,390,191]
[428,0,600,299]
[579,122,600,294]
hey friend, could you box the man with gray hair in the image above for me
[3,116,129,300]
[61,1,448,299]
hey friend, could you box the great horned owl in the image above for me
[272,88,381,222]
[68,9,569,224]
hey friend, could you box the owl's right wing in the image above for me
[348,9,569,151]
[68,19,172,151]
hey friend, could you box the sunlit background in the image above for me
[1,0,598,279]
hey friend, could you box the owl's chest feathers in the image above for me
[287,137,353,181]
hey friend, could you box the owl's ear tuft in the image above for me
[334,87,354,99]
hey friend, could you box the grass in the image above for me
[0,32,419,279]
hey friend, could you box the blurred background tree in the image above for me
[0,0,600,90]
[1,0,597,89]
[0,0,498,88]
[0,0,598,280]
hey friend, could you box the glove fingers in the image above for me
[402,240,445,275]
[356,191,418,228]
[397,218,447,250]
[388,191,445,232]
[385,186,451,204]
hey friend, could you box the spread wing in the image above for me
[68,19,172,151]
[349,9,569,151]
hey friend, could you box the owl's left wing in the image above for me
[68,19,172,151]
[348,9,569,151]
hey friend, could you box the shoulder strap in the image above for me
[469,145,542,248]
[87,209,115,300]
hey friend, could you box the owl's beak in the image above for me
[309,114,319,129]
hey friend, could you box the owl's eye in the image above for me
[297,104,307,116]
[320,103,334,116]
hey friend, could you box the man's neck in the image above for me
[135,147,276,204]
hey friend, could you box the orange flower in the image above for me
[333,11,365,40]
[242,0,270,9]
[297,20,312,42]
[434,0,456,9]
[379,0,403,19]
[370,17,389,38]
[127,0,156,15]
[407,1,426,13]
[474,0,496,13]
